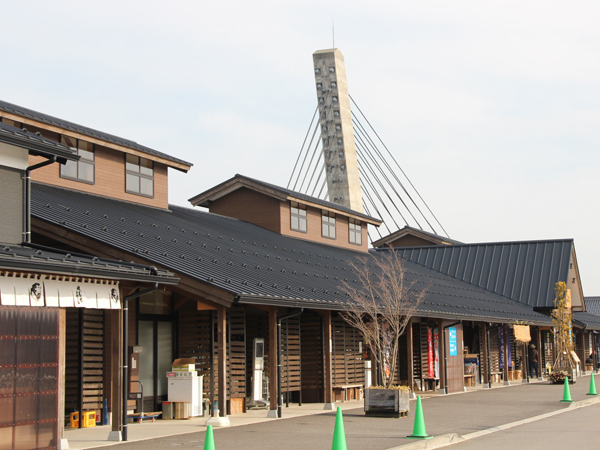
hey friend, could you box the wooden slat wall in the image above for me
[419,324,428,378]
[331,316,364,386]
[176,302,212,397]
[489,327,500,373]
[228,309,246,398]
[65,309,104,417]
[412,322,422,380]
[82,309,104,412]
[281,317,301,391]
[300,312,323,403]
[65,309,79,415]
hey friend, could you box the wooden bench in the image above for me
[490,372,502,383]
[422,377,439,391]
[463,374,476,387]
[333,384,363,402]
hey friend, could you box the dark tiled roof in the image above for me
[584,297,600,316]
[389,240,573,309]
[31,183,552,325]
[0,121,78,162]
[0,243,177,284]
[573,311,600,331]
[189,174,382,224]
[0,100,192,169]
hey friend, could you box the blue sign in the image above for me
[449,327,457,356]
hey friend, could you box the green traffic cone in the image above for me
[204,425,215,450]
[407,396,432,439]
[587,373,598,396]
[560,376,573,403]
[332,407,347,450]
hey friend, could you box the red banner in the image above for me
[427,327,434,378]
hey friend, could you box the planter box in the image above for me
[364,389,410,418]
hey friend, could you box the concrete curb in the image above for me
[388,394,600,449]
[387,433,463,450]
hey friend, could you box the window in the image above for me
[322,211,336,239]
[60,136,95,183]
[126,154,154,197]
[349,219,362,245]
[290,202,307,232]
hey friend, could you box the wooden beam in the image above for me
[481,322,489,386]
[217,305,227,417]
[111,308,123,433]
[406,318,414,391]
[323,310,333,404]
[438,320,446,393]
[503,325,509,383]
[268,306,278,412]
[57,309,66,442]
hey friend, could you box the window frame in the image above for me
[125,154,155,198]
[349,218,362,245]
[59,136,95,184]
[322,211,336,240]
[290,202,307,233]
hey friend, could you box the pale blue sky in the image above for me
[3,1,599,293]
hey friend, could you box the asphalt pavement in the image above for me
[66,375,600,450]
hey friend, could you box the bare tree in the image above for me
[339,251,429,388]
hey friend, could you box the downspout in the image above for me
[23,156,57,243]
[442,321,461,394]
[122,278,159,441]
[277,308,303,418]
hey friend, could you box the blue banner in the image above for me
[449,327,457,356]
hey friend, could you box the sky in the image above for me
[2,1,600,293]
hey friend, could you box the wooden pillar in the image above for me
[110,308,123,433]
[268,306,278,412]
[217,305,227,417]
[323,310,333,405]
[57,309,66,442]
[481,323,489,386]
[503,325,509,384]
[406,318,414,392]
[438,320,446,393]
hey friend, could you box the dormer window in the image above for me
[290,202,307,232]
[349,218,362,245]
[322,211,336,239]
[126,154,154,197]
[60,136,95,184]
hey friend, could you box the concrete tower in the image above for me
[313,48,363,213]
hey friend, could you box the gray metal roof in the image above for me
[573,311,600,331]
[584,297,600,316]
[189,174,382,224]
[0,242,178,284]
[388,241,573,309]
[0,100,192,169]
[372,225,463,248]
[0,121,78,163]
[31,183,552,325]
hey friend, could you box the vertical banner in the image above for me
[499,326,504,369]
[449,327,457,356]
[433,328,440,378]
[427,327,434,378]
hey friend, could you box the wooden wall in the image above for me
[331,315,364,386]
[300,312,324,403]
[209,188,282,233]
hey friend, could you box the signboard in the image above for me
[449,327,457,356]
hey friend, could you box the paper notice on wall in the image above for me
[0,274,16,305]
[44,279,60,307]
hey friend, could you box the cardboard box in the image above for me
[172,358,196,372]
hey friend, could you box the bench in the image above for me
[333,384,363,402]
[490,372,502,383]
[422,377,439,391]
[463,374,476,387]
